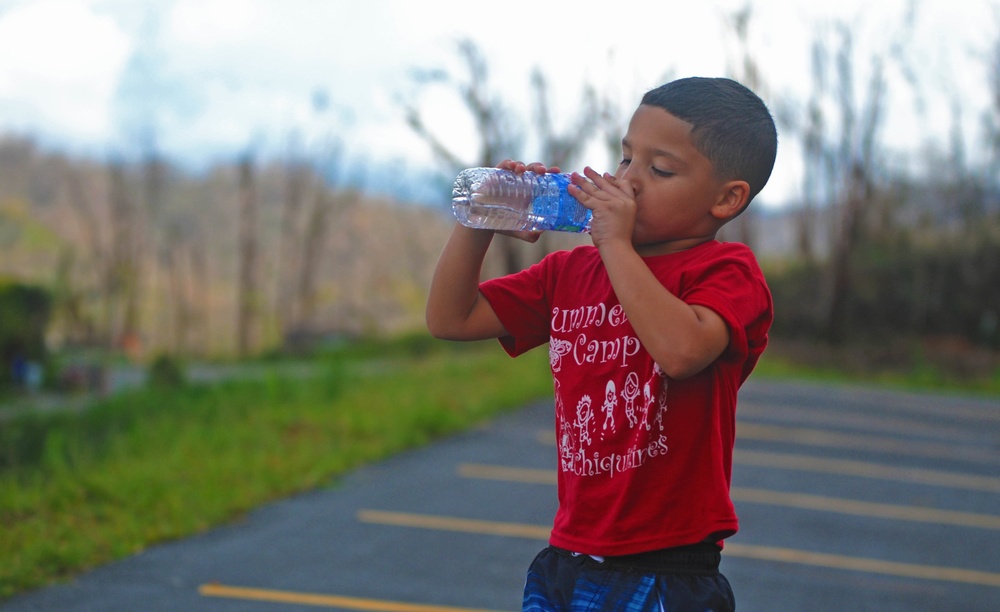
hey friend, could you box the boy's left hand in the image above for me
[568,167,636,249]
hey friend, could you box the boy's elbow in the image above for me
[425,311,450,340]
[659,360,703,381]
[652,345,719,380]
[426,322,453,341]
[425,310,464,341]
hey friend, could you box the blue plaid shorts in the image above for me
[522,545,735,611]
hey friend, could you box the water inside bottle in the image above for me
[452,169,535,231]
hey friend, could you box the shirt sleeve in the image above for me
[479,254,559,357]
[679,245,773,379]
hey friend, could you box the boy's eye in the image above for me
[618,158,631,167]
[652,167,674,178]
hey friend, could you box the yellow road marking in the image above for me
[722,542,1000,588]
[735,449,1000,493]
[458,463,1000,530]
[737,403,983,442]
[737,422,1000,464]
[357,509,550,540]
[459,464,555,484]
[198,583,503,611]
[536,431,1000,493]
[729,487,1000,530]
[357,510,1000,588]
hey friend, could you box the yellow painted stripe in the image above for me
[737,422,1000,464]
[358,510,1000,588]
[722,543,1000,588]
[729,487,1000,530]
[357,509,550,540]
[459,463,556,485]
[735,449,1000,493]
[537,426,1000,469]
[198,583,503,612]
[458,463,1000,530]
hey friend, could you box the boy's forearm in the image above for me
[425,223,498,339]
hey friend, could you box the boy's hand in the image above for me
[569,166,637,250]
[493,159,561,243]
[496,159,562,176]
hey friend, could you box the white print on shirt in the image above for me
[600,380,617,439]
[549,338,572,372]
[562,435,670,478]
[621,372,640,428]
[640,364,669,432]
[575,395,594,449]
[551,303,628,333]
[550,301,672,478]
[556,380,575,472]
[551,304,640,370]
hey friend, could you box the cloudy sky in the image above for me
[0,0,996,207]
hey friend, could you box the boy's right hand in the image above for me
[494,160,561,243]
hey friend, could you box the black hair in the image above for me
[640,77,778,204]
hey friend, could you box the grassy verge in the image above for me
[755,339,1000,396]
[0,337,553,601]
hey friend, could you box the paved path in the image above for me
[2,379,999,611]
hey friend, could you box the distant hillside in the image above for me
[0,137,596,357]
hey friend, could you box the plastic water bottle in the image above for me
[451,167,591,233]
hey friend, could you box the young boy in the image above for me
[426,77,777,611]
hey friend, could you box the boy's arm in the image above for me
[569,168,731,379]
[597,241,730,380]
[426,160,558,342]
[425,224,508,341]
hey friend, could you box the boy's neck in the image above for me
[635,234,718,258]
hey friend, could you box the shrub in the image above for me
[0,280,51,388]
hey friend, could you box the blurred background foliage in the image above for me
[0,4,998,395]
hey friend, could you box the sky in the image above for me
[0,0,997,207]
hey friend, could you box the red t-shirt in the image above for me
[479,240,772,556]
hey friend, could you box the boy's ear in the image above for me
[711,180,751,220]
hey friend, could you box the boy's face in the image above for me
[614,105,737,255]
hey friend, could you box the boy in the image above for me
[426,77,777,611]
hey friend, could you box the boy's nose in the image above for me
[615,170,640,197]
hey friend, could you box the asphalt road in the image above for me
[2,379,998,611]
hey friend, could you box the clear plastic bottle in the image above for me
[451,167,591,233]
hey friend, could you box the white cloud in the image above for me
[0,0,995,206]
[0,0,130,140]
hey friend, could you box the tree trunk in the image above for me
[236,156,260,357]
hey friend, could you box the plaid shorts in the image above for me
[522,545,735,611]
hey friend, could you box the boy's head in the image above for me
[640,77,777,207]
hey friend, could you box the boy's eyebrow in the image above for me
[621,138,689,167]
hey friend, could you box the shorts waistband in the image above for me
[550,542,721,575]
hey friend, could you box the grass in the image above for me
[755,338,1000,396]
[0,336,553,601]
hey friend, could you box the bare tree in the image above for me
[106,161,142,350]
[275,141,310,337]
[236,154,260,357]
[404,39,528,275]
[986,18,1000,187]
[296,185,357,329]
[824,25,887,343]
[529,68,599,257]
[63,168,107,343]
[795,39,830,262]
[722,4,765,248]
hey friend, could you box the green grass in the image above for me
[754,341,1000,396]
[0,337,553,600]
